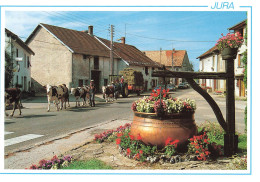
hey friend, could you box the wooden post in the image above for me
[224,58,238,156]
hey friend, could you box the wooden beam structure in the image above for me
[152,70,229,79]
[152,62,238,156]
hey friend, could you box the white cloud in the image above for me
[5,11,53,40]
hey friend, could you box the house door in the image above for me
[214,80,217,91]
[91,70,101,93]
[144,81,148,91]
[239,79,245,97]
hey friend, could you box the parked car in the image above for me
[153,84,176,92]
[167,84,176,91]
[183,82,190,88]
[178,83,188,89]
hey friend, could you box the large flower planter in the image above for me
[130,111,197,149]
[221,47,238,60]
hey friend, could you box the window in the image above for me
[27,56,30,68]
[212,56,215,67]
[24,76,27,91]
[16,49,19,57]
[238,54,244,67]
[83,55,87,60]
[104,79,108,86]
[21,76,24,89]
[94,57,99,70]
[24,54,26,68]
[78,79,83,87]
[84,80,88,86]
[201,60,204,71]
[145,67,149,75]
[16,75,19,85]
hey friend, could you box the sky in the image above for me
[5,11,247,71]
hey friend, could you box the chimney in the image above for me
[88,25,93,36]
[121,37,125,44]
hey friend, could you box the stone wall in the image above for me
[27,26,72,92]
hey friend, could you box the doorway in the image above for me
[91,70,101,92]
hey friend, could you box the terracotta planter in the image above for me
[221,47,238,60]
[130,111,197,149]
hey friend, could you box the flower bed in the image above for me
[27,155,72,169]
[93,123,224,164]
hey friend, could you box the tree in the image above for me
[5,51,13,88]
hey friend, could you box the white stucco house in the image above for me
[5,28,35,91]
[197,19,247,97]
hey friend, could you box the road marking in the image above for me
[5,134,44,147]
[5,132,14,135]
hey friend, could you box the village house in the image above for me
[144,50,193,85]
[5,28,35,91]
[25,23,161,92]
[197,19,247,97]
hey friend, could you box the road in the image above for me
[4,88,247,155]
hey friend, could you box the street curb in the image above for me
[4,118,118,157]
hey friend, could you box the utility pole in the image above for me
[172,48,175,71]
[110,25,114,75]
[160,48,162,64]
[171,48,175,84]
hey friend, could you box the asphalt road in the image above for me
[4,88,247,155]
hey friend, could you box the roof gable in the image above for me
[6,28,35,55]
[144,50,187,67]
[26,23,113,58]
[197,45,219,59]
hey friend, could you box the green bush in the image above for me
[198,121,225,145]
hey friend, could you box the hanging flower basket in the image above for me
[215,32,243,60]
[221,47,238,60]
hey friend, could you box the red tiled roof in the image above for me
[6,28,35,55]
[98,38,161,67]
[197,45,218,59]
[144,50,186,67]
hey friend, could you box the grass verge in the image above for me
[61,159,113,170]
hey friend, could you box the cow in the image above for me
[70,86,90,107]
[45,84,60,112]
[57,84,70,110]
[45,84,70,112]
[5,87,22,117]
[102,85,116,103]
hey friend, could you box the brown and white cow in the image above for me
[45,84,70,112]
[102,85,116,103]
[70,86,90,107]
[5,87,22,117]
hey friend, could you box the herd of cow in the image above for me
[4,83,119,117]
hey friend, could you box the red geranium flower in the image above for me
[127,148,131,155]
[116,138,121,145]
[139,150,143,154]
[129,134,134,140]
[137,133,142,140]
[117,133,123,137]
[165,137,173,146]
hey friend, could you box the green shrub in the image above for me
[198,121,224,145]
